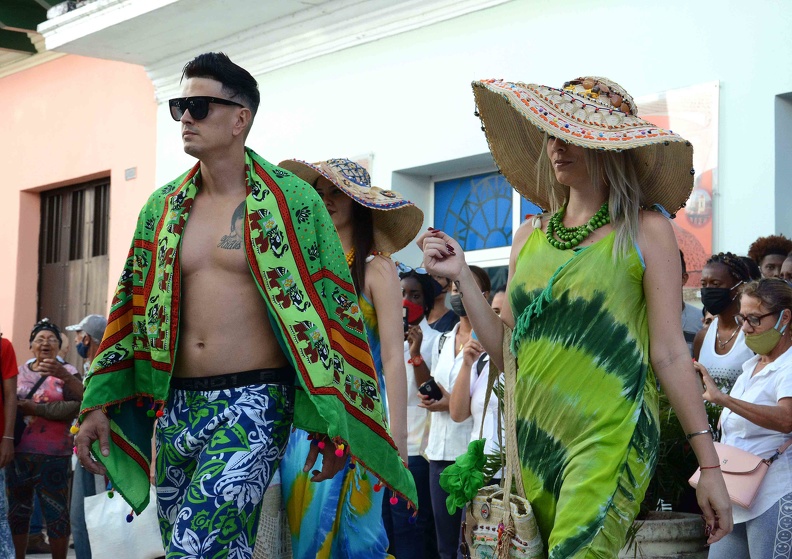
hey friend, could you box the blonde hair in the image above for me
[537,135,644,257]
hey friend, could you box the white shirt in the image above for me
[720,348,792,523]
[469,356,503,458]
[470,357,505,480]
[425,323,474,461]
[405,319,441,457]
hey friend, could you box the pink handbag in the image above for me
[689,440,792,508]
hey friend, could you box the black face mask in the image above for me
[700,282,741,315]
[449,294,467,317]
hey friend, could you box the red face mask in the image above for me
[402,299,424,324]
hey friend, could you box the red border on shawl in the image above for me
[110,431,149,474]
[248,161,391,442]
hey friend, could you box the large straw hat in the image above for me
[472,77,694,214]
[278,158,424,255]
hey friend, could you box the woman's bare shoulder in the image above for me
[514,214,545,248]
[637,209,676,261]
[365,253,397,276]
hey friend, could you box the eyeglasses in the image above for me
[395,262,427,276]
[168,96,244,121]
[32,337,59,345]
[735,311,777,328]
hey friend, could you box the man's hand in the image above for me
[303,435,348,482]
[0,439,14,468]
[75,409,111,475]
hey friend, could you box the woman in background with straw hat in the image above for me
[276,158,423,558]
[418,77,733,558]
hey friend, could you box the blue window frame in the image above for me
[433,172,542,252]
[520,196,543,221]
[433,172,512,251]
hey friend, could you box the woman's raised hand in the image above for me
[462,339,484,367]
[416,229,464,281]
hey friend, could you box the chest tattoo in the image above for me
[217,200,246,250]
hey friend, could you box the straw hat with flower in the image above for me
[472,76,694,215]
[279,158,424,255]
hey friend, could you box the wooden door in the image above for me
[38,180,110,366]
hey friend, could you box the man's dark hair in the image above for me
[182,52,260,117]
[747,234,792,265]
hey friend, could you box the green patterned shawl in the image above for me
[80,148,416,513]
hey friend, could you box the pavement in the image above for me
[26,539,77,558]
[29,551,77,559]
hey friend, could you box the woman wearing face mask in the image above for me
[449,288,507,481]
[419,265,490,559]
[381,266,442,558]
[274,158,422,558]
[694,253,755,395]
[427,275,459,333]
[694,278,792,559]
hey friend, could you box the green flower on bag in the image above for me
[440,439,487,514]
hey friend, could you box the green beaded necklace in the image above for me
[545,202,610,250]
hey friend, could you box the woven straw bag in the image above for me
[461,325,543,559]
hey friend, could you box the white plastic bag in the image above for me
[85,485,165,559]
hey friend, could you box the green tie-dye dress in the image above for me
[508,226,659,559]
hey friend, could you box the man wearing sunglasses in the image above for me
[74,52,416,559]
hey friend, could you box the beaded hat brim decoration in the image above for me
[472,77,695,214]
[278,158,424,255]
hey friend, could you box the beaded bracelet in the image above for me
[700,464,721,470]
[685,429,713,441]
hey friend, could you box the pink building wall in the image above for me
[0,55,156,359]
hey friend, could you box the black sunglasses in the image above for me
[168,96,244,121]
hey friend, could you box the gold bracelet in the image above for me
[685,429,713,441]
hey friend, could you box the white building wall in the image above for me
[155,0,792,263]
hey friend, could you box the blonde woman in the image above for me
[419,77,732,557]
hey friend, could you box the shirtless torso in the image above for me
[173,193,288,378]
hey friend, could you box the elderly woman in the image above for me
[419,76,732,557]
[695,278,792,559]
[7,319,82,559]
